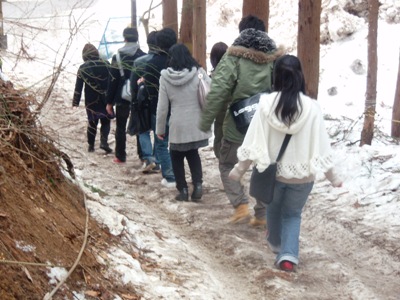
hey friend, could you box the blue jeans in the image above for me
[139,131,157,164]
[266,181,314,265]
[151,114,175,182]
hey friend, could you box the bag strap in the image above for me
[276,134,292,162]
[115,52,125,78]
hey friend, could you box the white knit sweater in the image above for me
[234,92,341,185]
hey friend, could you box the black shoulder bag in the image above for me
[249,134,292,204]
[229,93,262,135]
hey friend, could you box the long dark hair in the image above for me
[168,43,200,71]
[273,55,306,126]
[210,42,228,70]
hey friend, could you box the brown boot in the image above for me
[249,217,266,228]
[230,204,250,223]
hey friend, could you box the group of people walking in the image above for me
[73,15,342,273]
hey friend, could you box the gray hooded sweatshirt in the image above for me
[156,66,212,146]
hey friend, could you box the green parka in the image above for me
[200,28,285,144]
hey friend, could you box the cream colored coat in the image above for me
[234,92,341,185]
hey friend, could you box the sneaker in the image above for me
[161,178,176,188]
[88,145,95,152]
[142,161,156,174]
[249,217,266,227]
[113,157,125,164]
[279,261,294,272]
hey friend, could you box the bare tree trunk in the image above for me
[297,0,321,100]
[360,0,378,146]
[131,0,137,28]
[391,50,400,137]
[0,0,7,49]
[192,0,206,70]
[242,0,269,31]
[180,0,193,52]
[163,0,178,34]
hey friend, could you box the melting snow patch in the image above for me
[106,247,147,285]
[46,267,68,285]
[15,240,35,252]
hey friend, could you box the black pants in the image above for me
[115,101,130,162]
[170,149,202,191]
[87,117,111,147]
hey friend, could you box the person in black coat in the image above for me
[106,27,145,163]
[129,30,159,173]
[141,28,177,187]
[73,43,112,153]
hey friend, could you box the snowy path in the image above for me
[45,101,399,299]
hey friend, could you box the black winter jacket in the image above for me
[73,59,110,121]
[142,51,170,115]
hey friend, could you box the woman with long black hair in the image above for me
[229,55,342,271]
[156,43,211,201]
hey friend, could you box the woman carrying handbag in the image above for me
[229,55,342,272]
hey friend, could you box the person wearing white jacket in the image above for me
[229,55,342,272]
[156,43,211,201]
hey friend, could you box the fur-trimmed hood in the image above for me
[228,28,284,64]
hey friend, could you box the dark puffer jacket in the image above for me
[200,28,285,144]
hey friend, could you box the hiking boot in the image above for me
[191,182,203,201]
[249,217,266,227]
[175,188,189,201]
[88,145,95,152]
[230,204,250,223]
[100,143,112,154]
[142,161,156,174]
[279,261,294,272]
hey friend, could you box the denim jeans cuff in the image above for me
[276,254,299,265]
